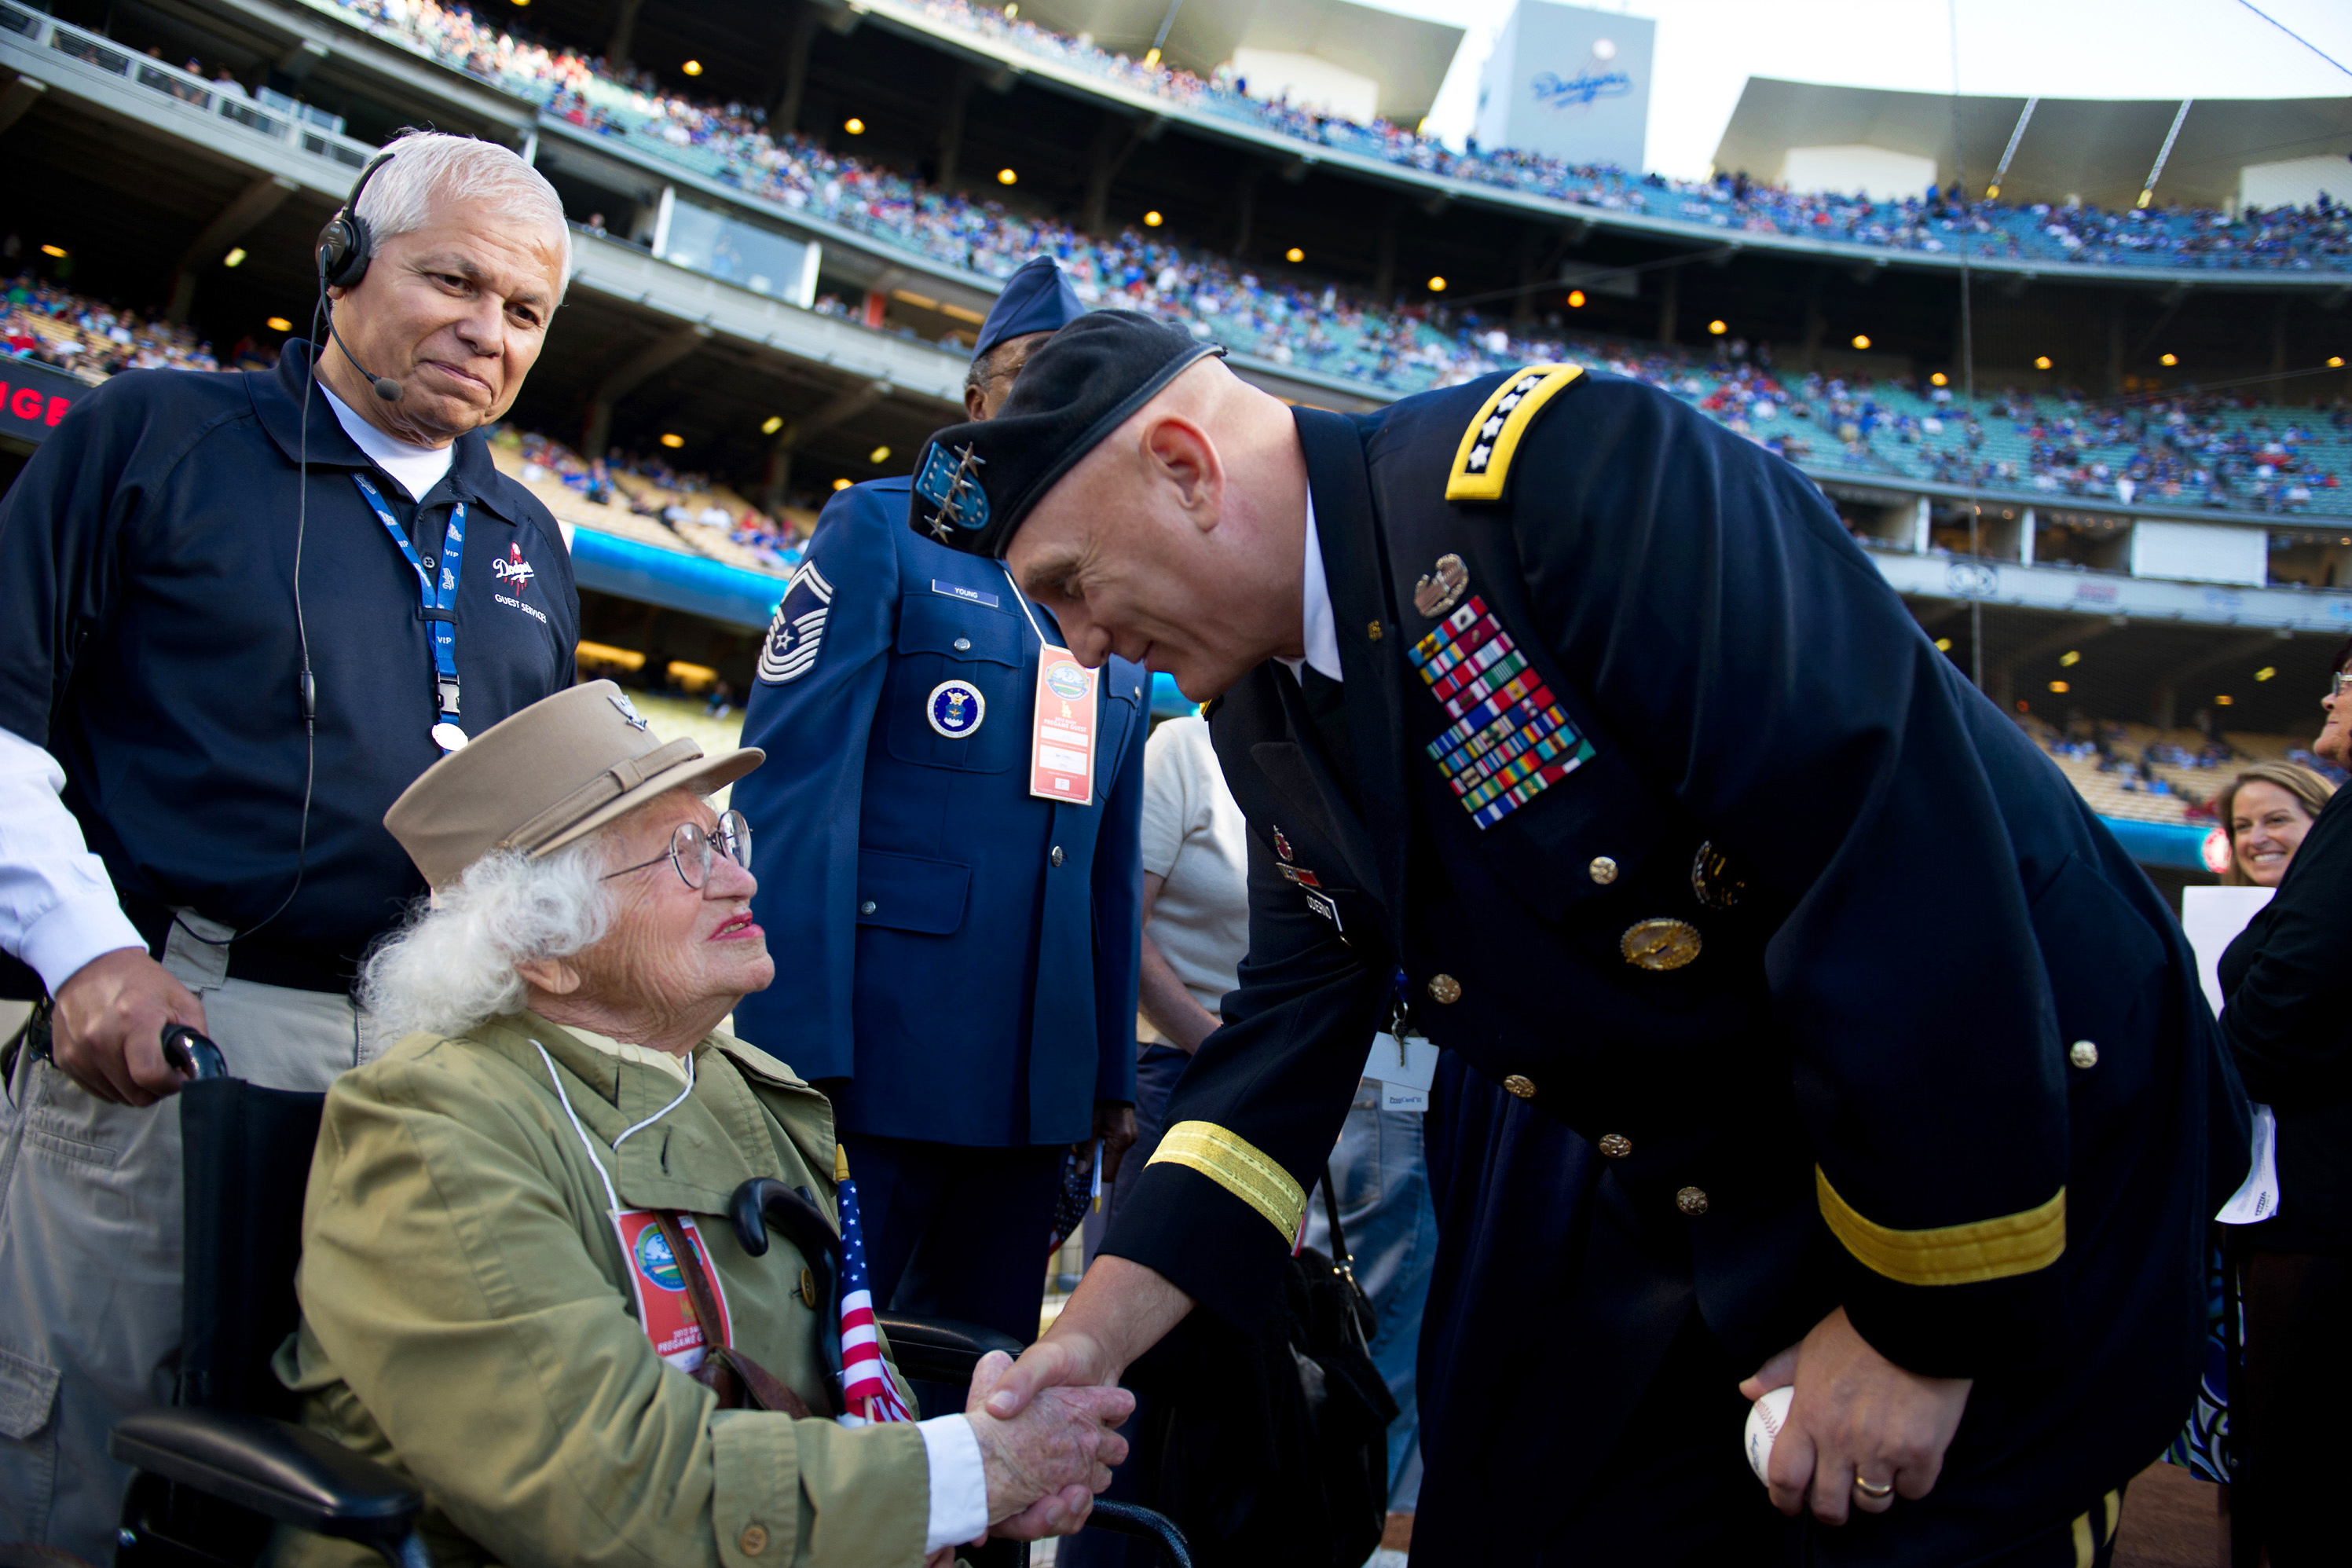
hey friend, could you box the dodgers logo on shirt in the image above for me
[757,560,835,685]
[633,1225,687,1293]
[491,542,536,591]
[927,679,987,738]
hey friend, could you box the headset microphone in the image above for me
[331,317,405,401]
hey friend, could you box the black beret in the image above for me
[909,310,1224,559]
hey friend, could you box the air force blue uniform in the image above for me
[731,474,1145,1335]
[1100,368,2252,1564]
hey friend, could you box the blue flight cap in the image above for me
[973,256,1088,361]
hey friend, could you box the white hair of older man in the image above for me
[360,837,612,1043]
[354,130,573,300]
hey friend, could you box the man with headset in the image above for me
[0,130,579,1557]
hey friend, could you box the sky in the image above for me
[1361,0,2352,181]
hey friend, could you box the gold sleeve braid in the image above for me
[1816,1167,2065,1287]
[1149,1122,1306,1242]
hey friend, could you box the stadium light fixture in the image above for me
[1984,183,1999,200]
[869,445,892,464]
[844,118,866,135]
[1930,372,1948,387]
[2256,667,2277,682]
[2059,650,2081,667]
[1143,211,1163,227]
[1567,290,1586,308]
[1934,637,1953,652]
[1144,47,1161,67]
[265,316,292,332]
[1285,247,1305,263]
[2215,694,2234,705]
[660,433,685,449]
[2160,353,2178,367]
[998,168,1018,185]
[2034,355,2053,370]
[1707,320,1727,336]
[2048,680,2070,694]
[222,247,247,268]
[1851,334,1870,350]
[761,415,784,435]
[2332,356,2346,368]
[833,477,853,490]
[682,60,703,75]
[1427,277,1447,292]
[512,0,528,7]
[38,244,65,258]
[1004,2,1017,15]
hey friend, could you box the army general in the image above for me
[903,312,2251,1566]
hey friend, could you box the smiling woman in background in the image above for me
[2215,764,2338,888]
[2212,646,2352,1566]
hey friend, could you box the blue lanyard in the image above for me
[352,472,467,730]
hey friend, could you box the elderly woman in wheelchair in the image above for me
[269,683,1130,1568]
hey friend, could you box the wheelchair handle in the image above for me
[162,1024,228,1082]
[728,1178,846,1412]
[1087,1500,1195,1568]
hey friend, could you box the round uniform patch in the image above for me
[927,679,987,738]
[634,1225,685,1293]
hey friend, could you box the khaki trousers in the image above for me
[0,918,383,1563]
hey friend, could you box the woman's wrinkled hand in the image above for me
[964,1348,1134,1540]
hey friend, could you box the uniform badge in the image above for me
[926,679,987,738]
[1409,595,1596,830]
[914,441,991,541]
[1305,890,1343,931]
[1412,554,1469,619]
[757,560,835,685]
[1690,841,1746,910]
[607,691,650,731]
[1621,917,1702,972]
[1277,863,1322,888]
[1273,826,1294,861]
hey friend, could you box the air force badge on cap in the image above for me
[757,559,835,685]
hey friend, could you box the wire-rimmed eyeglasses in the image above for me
[2334,669,2352,702]
[601,810,753,890]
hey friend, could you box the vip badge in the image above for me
[926,679,987,738]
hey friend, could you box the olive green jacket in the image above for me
[273,1013,933,1568]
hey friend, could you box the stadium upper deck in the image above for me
[301,0,2352,284]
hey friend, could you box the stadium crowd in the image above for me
[0,267,232,378]
[325,0,2352,277]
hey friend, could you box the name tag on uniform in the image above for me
[610,1210,732,1372]
[1363,1031,1438,1113]
[930,579,1000,608]
[1028,647,1099,804]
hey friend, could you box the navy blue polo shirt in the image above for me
[0,341,579,988]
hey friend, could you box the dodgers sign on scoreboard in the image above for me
[1474,0,1654,173]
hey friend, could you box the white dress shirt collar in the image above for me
[1280,492,1344,684]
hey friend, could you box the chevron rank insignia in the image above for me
[1445,364,1584,504]
[756,559,835,684]
[1409,595,1595,828]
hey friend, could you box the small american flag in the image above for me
[834,1145,914,1425]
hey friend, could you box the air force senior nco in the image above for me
[0,131,577,1555]
[907,313,2251,1566]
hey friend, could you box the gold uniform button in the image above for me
[1621,917,1702,972]
[1676,1186,1709,1217]
[1588,855,1619,885]
[739,1526,769,1556]
[1503,1074,1537,1100]
[1427,973,1462,1005]
[1598,1133,1632,1159]
[798,1267,817,1307]
[2070,1040,2099,1069]
[1368,619,1384,642]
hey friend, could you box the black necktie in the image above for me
[1299,665,1356,801]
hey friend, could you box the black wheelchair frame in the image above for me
[108,1028,1189,1568]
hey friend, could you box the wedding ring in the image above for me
[1853,1477,1896,1500]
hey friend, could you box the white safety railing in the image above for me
[0,1,376,170]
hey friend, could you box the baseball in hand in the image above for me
[1744,1384,1795,1484]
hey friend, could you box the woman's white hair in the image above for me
[360,833,614,1042]
[354,130,573,299]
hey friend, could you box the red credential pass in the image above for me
[1028,646,1100,804]
[611,1210,732,1372]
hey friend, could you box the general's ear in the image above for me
[1140,415,1221,520]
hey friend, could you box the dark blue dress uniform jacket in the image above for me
[1101,368,2251,1555]
[730,476,1145,1147]
[0,342,577,989]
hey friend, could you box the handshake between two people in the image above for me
[948,1347,1135,1566]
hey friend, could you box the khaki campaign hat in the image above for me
[385,680,764,891]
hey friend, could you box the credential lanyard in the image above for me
[352,471,468,750]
